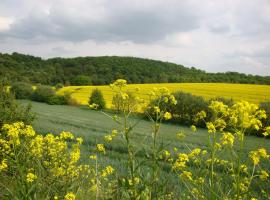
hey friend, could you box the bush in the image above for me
[31,85,55,103]
[10,82,33,99]
[48,95,68,105]
[89,88,106,109]
[0,82,34,126]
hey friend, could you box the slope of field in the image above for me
[18,100,270,197]
[19,100,270,155]
[57,83,270,106]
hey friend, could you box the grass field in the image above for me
[57,83,270,107]
[17,100,270,198]
[20,100,270,159]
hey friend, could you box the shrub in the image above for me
[48,95,68,105]
[89,88,106,109]
[31,85,55,103]
[0,82,34,126]
[147,91,208,125]
[10,82,33,99]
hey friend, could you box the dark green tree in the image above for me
[89,88,106,109]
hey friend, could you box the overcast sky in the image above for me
[0,0,270,75]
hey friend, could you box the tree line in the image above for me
[1,52,270,86]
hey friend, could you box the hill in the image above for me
[1,52,270,85]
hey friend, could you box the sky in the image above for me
[0,0,270,75]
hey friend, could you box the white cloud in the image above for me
[0,16,13,31]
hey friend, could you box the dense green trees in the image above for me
[1,52,270,86]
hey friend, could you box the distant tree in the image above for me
[72,75,92,86]
[89,88,106,109]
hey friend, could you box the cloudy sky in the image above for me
[0,0,270,75]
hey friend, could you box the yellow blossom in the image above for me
[64,192,76,200]
[259,170,269,180]
[164,112,172,120]
[190,125,197,132]
[26,172,37,183]
[96,144,105,153]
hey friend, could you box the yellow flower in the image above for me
[180,171,193,181]
[89,155,97,160]
[257,148,269,158]
[163,150,171,158]
[188,148,201,158]
[76,137,83,145]
[104,135,113,142]
[101,165,114,177]
[111,130,118,137]
[0,159,8,171]
[249,151,260,165]
[190,125,197,132]
[206,122,216,133]
[89,103,99,110]
[64,192,76,200]
[154,106,160,113]
[60,131,74,140]
[259,170,269,180]
[26,172,37,183]
[96,144,105,153]
[164,112,172,120]
[220,132,234,147]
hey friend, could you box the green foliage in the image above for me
[31,85,55,103]
[0,82,34,126]
[89,88,106,109]
[10,82,33,99]
[71,75,92,86]
[1,52,270,86]
[47,95,68,105]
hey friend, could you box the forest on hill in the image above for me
[1,52,270,86]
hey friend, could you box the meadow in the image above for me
[57,83,270,107]
[18,99,270,199]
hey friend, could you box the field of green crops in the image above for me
[57,83,270,107]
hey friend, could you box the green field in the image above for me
[20,100,270,160]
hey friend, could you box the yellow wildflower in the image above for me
[64,192,76,200]
[26,172,37,183]
[190,125,197,132]
[180,171,193,181]
[89,155,97,160]
[0,159,8,171]
[96,144,105,153]
[164,112,172,120]
[259,170,269,180]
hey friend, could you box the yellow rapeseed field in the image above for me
[57,83,270,107]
